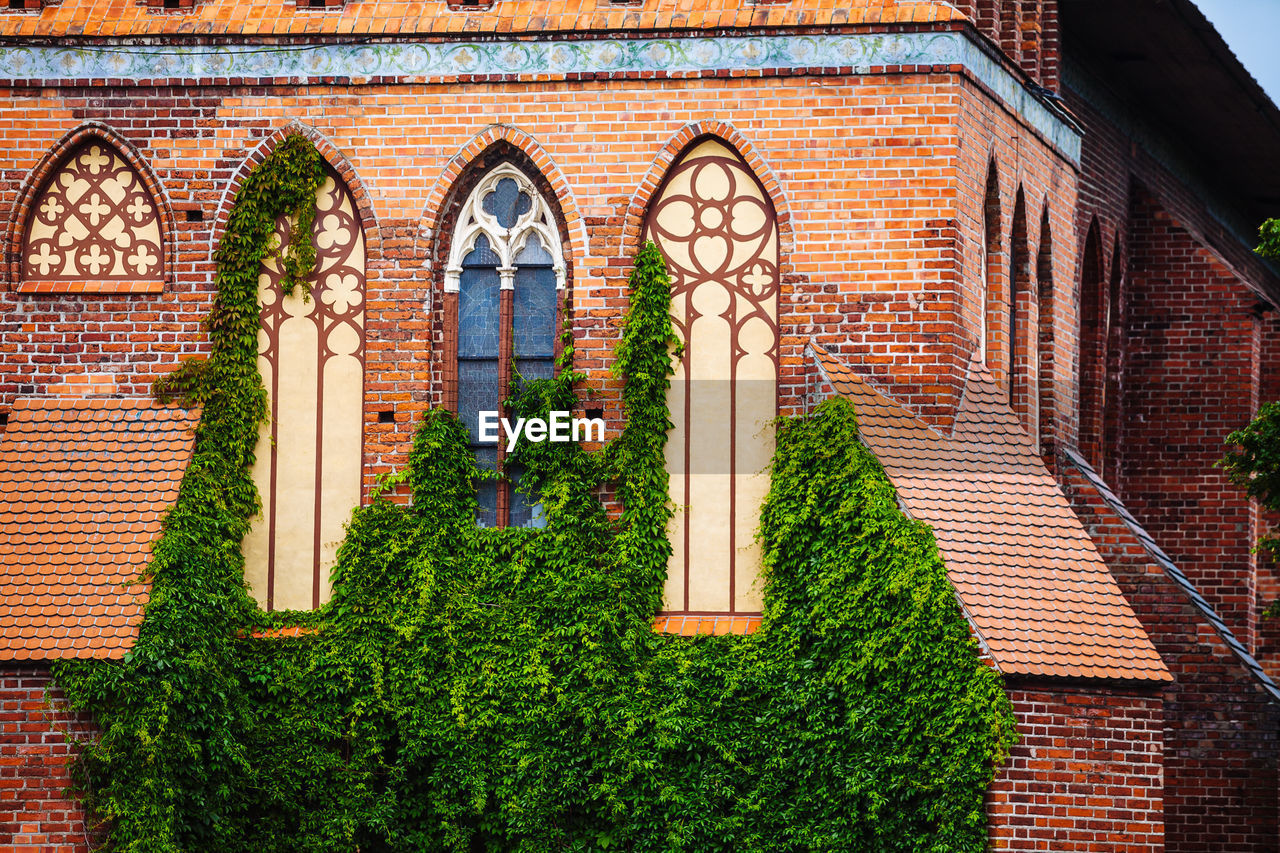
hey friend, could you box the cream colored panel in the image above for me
[319,353,363,594]
[242,173,365,611]
[646,137,779,616]
[685,285,733,612]
[273,301,320,611]
[243,414,274,602]
[23,142,163,282]
[246,270,280,608]
[663,326,688,610]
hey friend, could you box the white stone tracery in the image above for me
[443,163,566,292]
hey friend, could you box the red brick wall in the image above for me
[955,78,1077,449]
[1062,459,1280,853]
[0,665,93,852]
[0,71,1076,485]
[987,683,1165,852]
[1117,188,1261,652]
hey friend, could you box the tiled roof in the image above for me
[0,0,959,40]
[811,344,1171,683]
[0,397,197,661]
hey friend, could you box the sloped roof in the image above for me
[1064,0,1280,240]
[1063,447,1280,703]
[0,0,958,39]
[0,397,197,661]
[812,344,1170,683]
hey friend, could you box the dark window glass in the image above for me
[513,239,557,388]
[454,202,557,530]
[482,177,532,229]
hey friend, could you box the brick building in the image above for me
[1,0,1278,848]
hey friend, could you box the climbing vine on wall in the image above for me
[1221,217,1280,619]
[54,135,1016,852]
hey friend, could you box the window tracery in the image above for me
[643,136,779,617]
[446,163,565,528]
[242,168,366,611]
[22,140,163,286]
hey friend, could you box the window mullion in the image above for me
[497,285,515,529]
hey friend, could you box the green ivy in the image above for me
[1218,216,1280,615]
[54,137,1015,851]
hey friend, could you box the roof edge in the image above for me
[1062,447,1280,704]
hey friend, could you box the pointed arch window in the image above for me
[445,164,566,528]
[21,139,164,293]
[981,162,1003,367]
[242,166,366,611]
[644,136,779,618]
[1036,208,1056,452]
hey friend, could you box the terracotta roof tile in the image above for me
[811,344,1171,683]
[0,0,961,39]
[0,397,198,661]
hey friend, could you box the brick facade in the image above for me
[987,684,1166,852]
[1061,456,1280,852]
[0,69,1077,485]
[0,0,1277,847]
[0,666,94,852]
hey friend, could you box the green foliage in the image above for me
[1258,217,1280,259]
[1222,399,1280,557]
[1220,218,1280,615]
[53,142,1015,851]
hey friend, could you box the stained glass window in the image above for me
[447,164,567,528]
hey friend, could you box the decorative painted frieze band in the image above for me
[0,32,1080,161]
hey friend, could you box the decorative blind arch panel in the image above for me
[22,141,163,283]
[243,171,365,611]
[643,137,779,615]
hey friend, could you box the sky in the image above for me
[1194,0,1280,106]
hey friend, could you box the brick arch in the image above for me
[1076,217,1105,468]
[1009,186,1033,422]
[5,122,177,291]
[981,157,1005,363]
[210,121,383,265]
[623,121,794,262]
[416,125,586,270]
[1036,203,1056,454]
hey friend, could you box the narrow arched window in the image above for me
[445,164,565,528]
[242,166,366,611]
[1036,207,1055,453]
[1077,221,1105,470]
[21,139,163,292]
[644,136,779,618]
[982,161,1003,366]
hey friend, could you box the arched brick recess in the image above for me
[4,122,178,292]
[209,121,383,265]
[1036,204,1056,455]
[1076,217,1105,469]
[982,157,1005,367]
[416,124,586,273]
[623,121,794,264]
[1009,186,1034,426]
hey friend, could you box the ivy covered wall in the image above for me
[53,136,1016,852]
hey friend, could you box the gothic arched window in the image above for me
[242,166,366,611]
[21,140,163,290]
[445,164,565,528]
[644,136,779,618]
